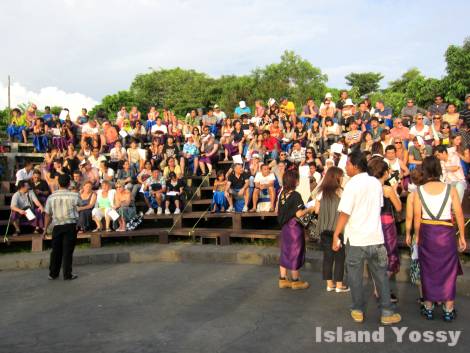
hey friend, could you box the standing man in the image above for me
[332,151,402,325]
[44,174,80,281]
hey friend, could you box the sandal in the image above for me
[92,228,102,233]
[33,227,40,234]
[105,228,112,232]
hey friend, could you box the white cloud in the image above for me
[0,81,98,118]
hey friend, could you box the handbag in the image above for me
[296,212,313,228]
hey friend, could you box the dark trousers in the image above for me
[321,230,345,282]
[49,223,78,279]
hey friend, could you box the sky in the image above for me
[0,0,468,116]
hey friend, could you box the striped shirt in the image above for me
[45,189,80,225]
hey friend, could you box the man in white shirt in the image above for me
[435,145,466,202]
[250,164,276,212]
[213,104,227,124]
[15,161,34,186]
[88,147,107,170]
[332,151,401,325]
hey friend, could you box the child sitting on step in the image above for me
[211,170,228,213]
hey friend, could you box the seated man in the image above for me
[15,161,34,186]
[10,180,45,235]
[289,140,305,164]
[143,168,167,215]
[435,145,467,202]
[251,164,276,212]
[226,163,250,212]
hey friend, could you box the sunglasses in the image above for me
[434,117,441,120]
[306,151,313,154]
[395,141,402,144]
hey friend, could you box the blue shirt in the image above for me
[183,143,199,156]
[234,107,251,116]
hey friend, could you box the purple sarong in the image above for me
[223,143,238,157]
[10,209,44,229]
[381,214,400,274]
[418,222,463,302]
[280,218,305,270]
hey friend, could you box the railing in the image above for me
[166,173,212,239]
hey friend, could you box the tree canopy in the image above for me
[345,72,384,96]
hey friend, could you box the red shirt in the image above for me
[264,136,279,151]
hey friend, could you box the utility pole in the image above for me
[7,75,11,110]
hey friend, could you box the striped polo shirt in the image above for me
[44,189,80,225]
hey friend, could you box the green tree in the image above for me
[89,90,139,121]
[345,72,384,96]
[442,37,470,104]
[252,50,327,109]
[131,68,215,115]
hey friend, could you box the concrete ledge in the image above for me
[1,243,470,296]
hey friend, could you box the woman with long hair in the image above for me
[368,158,402,303]
[413,156,466,322]
[277,170,315,290]
[405,167,426,307]
[314,166,349,292]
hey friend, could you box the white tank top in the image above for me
[419,185,452,220]
[385,158,400,173]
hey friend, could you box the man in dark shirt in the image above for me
[459,93,470,127]
[427,95,448,117]
[226,164,250,212]
[31,170,50,205]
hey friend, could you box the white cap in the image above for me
[239,101,246,108]
[325,92,333,99]
[267,98,276,107]
[344,98,354,106]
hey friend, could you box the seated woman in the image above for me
[281,120,295,152]
[164,172,184,215]
[163,157,182,179]
[247,133,266,162]
[33,118,48,153]
[77,181,97,233]
[10,180,45,235]
[7,108,27,143]
[116,160,140,200]
[223,120,245,160]
[101,121,119,152]
[211,170,228,213]
[148,139,164,169]
[114,180,138,231]
[180,135,200,176]
[63,145,80,174]
[199,135,219,176]
[92,181,116,232]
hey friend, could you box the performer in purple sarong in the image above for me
[277,169,315,290]
[413,156,466,322]
[368,158,402,303]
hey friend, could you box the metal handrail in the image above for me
[167,173,211,235]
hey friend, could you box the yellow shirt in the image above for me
[280,101,296,116]
[443,113,459,126]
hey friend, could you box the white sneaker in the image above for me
[227,207,234,213]
[242,206,248,212]
[174,208,181,215]
[165,209,171,215]
[145,208,154,215]
[157,207,162,215]
[335,286,350,293]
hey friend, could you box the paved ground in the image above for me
[0,262,468,353]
